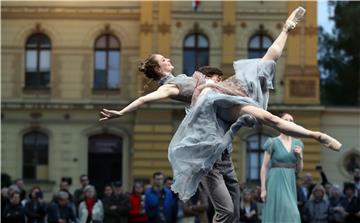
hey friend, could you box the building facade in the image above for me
[2,1,359,196]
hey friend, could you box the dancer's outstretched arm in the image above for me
[99,84,179,121]
[260,152,270,202]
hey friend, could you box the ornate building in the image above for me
[2,1,359,197]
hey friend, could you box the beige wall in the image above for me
[320,109,360,185]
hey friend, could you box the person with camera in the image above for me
[25,186,47,223]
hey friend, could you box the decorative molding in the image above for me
[212,21,218,29]
[191,22,202,33]
[2,6,139,20]
[222,23,235,35]
[158,23,171,34]
[33,23,44,33]
[289,79,317,98]
[30,112,42,120]
[102,24,115,35]
[175,21,182,28]
[284,76,320,104]
[305,25,317,37]
[240,21,247,28]
[140,22,153,34]
[289,28,301,36]
[285,65,319,76]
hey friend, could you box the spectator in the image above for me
[240,188,258,223]
[145,172,177,223]
[182,186,208,223]
[302,184,330,223]
[336,182,360,223]
[353,168,360,195]
[60,179,71,191]
[103,181,131,223]
[301,173,316,200]
[60,179,75,203]
[328,185,344,223]
[74,175,90,208]
[129,181,148,223]
[2,187,9,215]
[25,186,46,223]
[297,179,307,215]
[250,186,263,222]
[14,179,26,201]
[47,191,76,223]
[315,165,330,186]
[164,176,182,222]
[78,185,104,223]
[164,177,173,190]
[103,184,113,201]
[2,191,26,223]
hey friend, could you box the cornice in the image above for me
[2,6,139,20]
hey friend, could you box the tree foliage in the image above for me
[318,1,360,105]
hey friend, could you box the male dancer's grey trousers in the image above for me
[202,151,240,223]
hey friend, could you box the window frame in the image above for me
[93,34,121,90]
[182,33,209,76]
[22,131,49,180]
[246,133,270,183]
[24,33,51,89]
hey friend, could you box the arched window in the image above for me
[94,34,121,89]
[246,133,270,182]
[183,33,209,76]
[23,132,49,180]
[25,33,51,88]
[248,34,273,59]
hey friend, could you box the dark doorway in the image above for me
[88,134,123,198]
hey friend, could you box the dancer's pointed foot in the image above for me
[283,6,306,32]
[318,133,342,151]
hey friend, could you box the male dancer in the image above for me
[196,67,241,223]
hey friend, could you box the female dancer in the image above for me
[100,7,341,201]
[260,113,303,223]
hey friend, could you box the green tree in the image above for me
[318,1,360,106]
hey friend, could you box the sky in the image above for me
[317,0,335,34]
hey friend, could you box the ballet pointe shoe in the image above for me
[283,6,306,32]
[318,133,342,151]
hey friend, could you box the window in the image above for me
[183,33,209,76]
[248,34,273,59]
[25,33,51,88]
[94,34,121,89]
[23,132,49,180]
[246,133,270,182]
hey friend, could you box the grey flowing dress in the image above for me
[169,59,276,201]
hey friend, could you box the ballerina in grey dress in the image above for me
[100,7,341,202]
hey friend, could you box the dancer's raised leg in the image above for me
[239,105,342,151]
[262,6,306,61]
